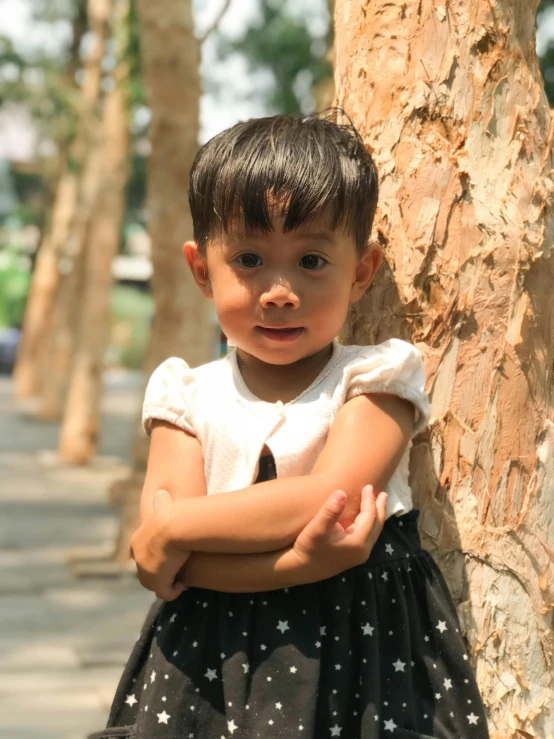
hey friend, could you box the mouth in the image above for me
[256,326,305,342]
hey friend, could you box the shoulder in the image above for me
[142,354,232,435]
[333,339,429,435]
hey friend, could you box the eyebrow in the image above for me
[226,230,337,245]
[298,231,337,245]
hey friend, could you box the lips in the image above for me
[256,326,305,341]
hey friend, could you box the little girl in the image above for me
[94,112,490,738]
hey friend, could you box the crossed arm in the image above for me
[134,392,414,593]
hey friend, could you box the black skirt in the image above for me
[92,459,489,739]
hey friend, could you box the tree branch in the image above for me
[198,0,233,44]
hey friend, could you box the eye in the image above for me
[235,252,262,268]
[300,254,328,270]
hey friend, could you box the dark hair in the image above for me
[188,109,379,255]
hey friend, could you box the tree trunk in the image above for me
[58,11,131,464]
[313,0,335,111]
[38,129,105,420]
[110,0,215,558]
[335,1,554,736]
[13,0,111,401]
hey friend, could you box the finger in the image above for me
[300,490,347,541]
[375,491,388,527]
[360,484,373,513]
[317,490,348,529]
[153,489,172,512]
[158,581,188,602]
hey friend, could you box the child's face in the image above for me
[185,215,381,366]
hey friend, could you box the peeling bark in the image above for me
[335,0,554,736]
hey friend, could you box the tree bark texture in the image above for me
[335,1,554,736]
[58,10,131,464]
[13,0,112,401]
[110,0,215,557]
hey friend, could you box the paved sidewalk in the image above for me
[0,373,154,739]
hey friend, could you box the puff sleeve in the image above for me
[335,339,430,436]
[142,357,196,436]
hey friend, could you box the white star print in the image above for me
[384,718,397,732]
[242,663,249,673]
[150,670,156,683]
[393,658,406,672]
[169,614,176,623]
[125,694,137,707]
[290,666,297,673]
[276,702,282,710]
[361,622,374,636]
[436,620,447,633]
[315,641,321,647]
[157,711,170,724]
[268,719,274,725]
[320,626,327,636]
[330,725,342,736]
[381,571,389,582]
[435,692,442,700]
[444,678,453,690]
[463,654,468,660]
[467,713,479,725]
[277,620,290,633]
[335,663,342,671]
[192,641,198,648]
[424,635,430,642]
[260,644,267,651]
[385,543,394,555]
[228,719,238,733]
[205,668,218,682]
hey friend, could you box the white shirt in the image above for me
[142,339,430,520]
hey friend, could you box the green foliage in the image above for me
[216,0,332,115]
[0,248,32,328]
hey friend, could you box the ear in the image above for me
[184,241,213,298]
[349,240,382,303]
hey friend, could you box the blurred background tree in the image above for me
[538,0,554,102]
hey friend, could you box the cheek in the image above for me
[212,278,255,319]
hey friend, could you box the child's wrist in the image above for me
[279,547,334,586]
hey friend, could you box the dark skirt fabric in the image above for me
[91,457,489,738]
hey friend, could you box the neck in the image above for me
[235,343,334,403]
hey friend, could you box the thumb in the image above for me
[152,489,172,513]
[317,490,347,528]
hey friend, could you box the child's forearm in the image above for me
[181,545,333,593]
[166,474,358,554]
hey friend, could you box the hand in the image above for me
[291,485,388,580]
[129,489,191,601]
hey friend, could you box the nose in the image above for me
[259,277,300,310]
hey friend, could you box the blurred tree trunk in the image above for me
[13,0,111,400]
[335,0,554,736]
[58,3,131,464]
[313,0,335,111]
[110,0,215,558]
[38,127,106,420]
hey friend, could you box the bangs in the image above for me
[189,110,379,253]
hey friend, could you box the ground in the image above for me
[0,371,154,739]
